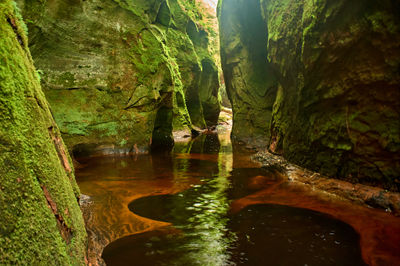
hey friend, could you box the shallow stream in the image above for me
[76,126,399,266]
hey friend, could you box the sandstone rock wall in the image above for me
[219,0,400,190]
[0,1,87,263]
[219,0,277,146]
[16,0,221,155]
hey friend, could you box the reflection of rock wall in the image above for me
[219,0,400,190]
[16,0,220,154]
[0,1,86,264]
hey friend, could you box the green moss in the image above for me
[15,0,221,153]
[129,29,168,84]
[58,72,76,87]
[367,11,399,35]
[0,1,87,264]
[219,0,276,144]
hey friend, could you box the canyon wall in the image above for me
[16,0,221,155]
[0,1,87,264]
[219,0,400,190]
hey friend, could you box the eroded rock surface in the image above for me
[219,0,400,190]
[16,0,221,155]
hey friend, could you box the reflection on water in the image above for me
[81,130,362,265]
[228,204,364,266]
[104,202,365,265]
[110,186,364,265]
[126,180,235,265]
[77,126,400,266]
[149,133,234,265]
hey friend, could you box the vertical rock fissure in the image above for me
[40,185,73,244]
[48,126,73,175]
[6,17,24,46]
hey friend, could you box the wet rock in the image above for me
[79,194,92,207]
[253,152,400,215]
[252,152,288,173]
[365,191,400,214]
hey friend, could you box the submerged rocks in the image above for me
[16,0,220,155]
[219,0,400,190]
[0,1,86,264]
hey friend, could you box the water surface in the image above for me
[76,128,365,265]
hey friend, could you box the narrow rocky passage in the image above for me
[1,0,399,265]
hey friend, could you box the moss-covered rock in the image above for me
[0,1,87,264]
[219,0,400,190]
[219,0,277,146]
[16,0,220,155]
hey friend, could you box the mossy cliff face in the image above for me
[16,0,220,155]
[218,0,277,146]
[0,1,87,264]
[219,0,400,190]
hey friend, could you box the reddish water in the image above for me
[76,127,400,266]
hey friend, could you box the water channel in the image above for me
[75,125,398,265]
